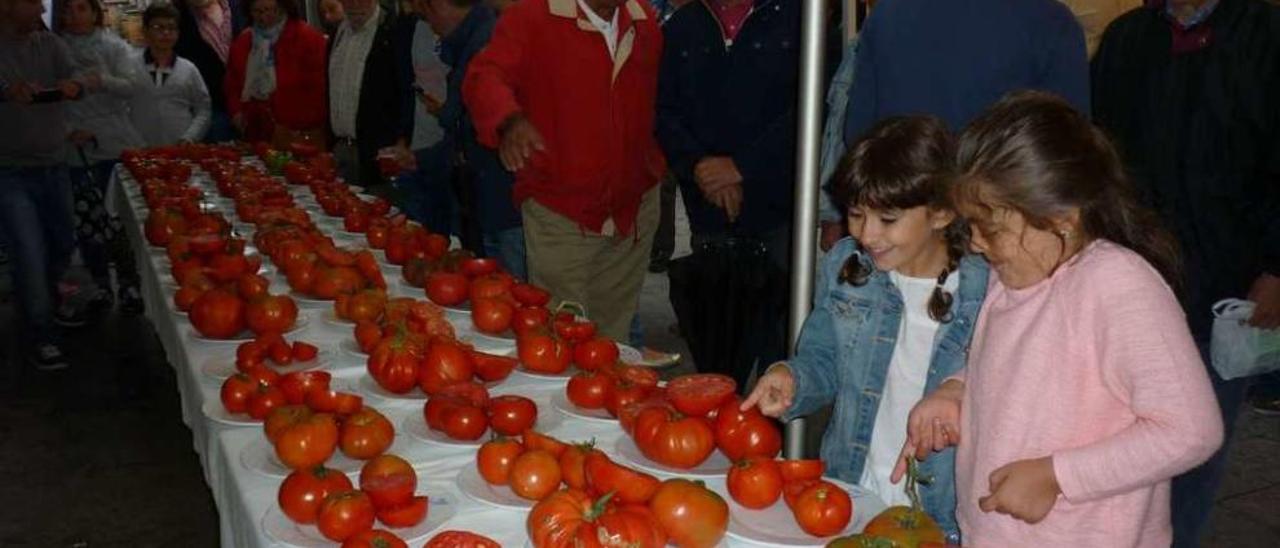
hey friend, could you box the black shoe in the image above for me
[54,301,88,328]
[119,285,144,315]
[29,343,69,371]
[87,288,115,312]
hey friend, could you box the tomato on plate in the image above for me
[477,436,524,485]
[471,297,514,335]
[470,349,517,382]
[511,306,550,337]
[317,490,376,542]
[359,455,417,509]
[509,449,562,501]
[517,333,572,374]
[566,370,611,410]
[341,529,407,548]
[649,478,729,548]
[666,373,737,417]
[376,495,428,528]
[727,456,783,509]
[274,412,340,470]
[557,442,596,491]
[511,283,550,307]
[246,294,298,336]
[418,340,474,395]
[424,530,500,548]
[291,341,319,362]
[340,407,395,460]
[441,402,488,441]
[278,465,353,524]
[425,271,469,307]
[792,480,852,537]
[631,406,716,469]
[583,450,659,504]
[486,395,537,436]
[778,459,826,482]
[220,372,258,414]
[715,397,783,461]
[521,430,567,458]
[572,338,620,372]
[307,389,364,416]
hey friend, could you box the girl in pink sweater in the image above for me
[896,92,1224,547]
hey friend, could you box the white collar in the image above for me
[576,0,618,33]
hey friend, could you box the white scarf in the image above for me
[241,19,284,101]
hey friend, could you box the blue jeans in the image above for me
[482,226,527,282]
[0,166,76,345]
[1170,337,1251,547]
[403,143,457,236]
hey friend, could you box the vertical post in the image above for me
[784,0,828,459]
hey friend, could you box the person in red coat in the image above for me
[224,0,327,145]
[462,0,665,342]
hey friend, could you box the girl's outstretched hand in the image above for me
[892,378,965,483]
[978,456,1061,524]
[740,363,795,418]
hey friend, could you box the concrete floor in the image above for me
[1,192,1277,546]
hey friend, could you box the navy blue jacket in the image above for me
[657,0,812,235]
[435,6,520,233]
[843,0,1090,142]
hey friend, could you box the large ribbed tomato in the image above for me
[190,289,246,338]
[649,479,729,548]
[340,407,394,460]
[274,412,339,470]
[278,465,353,524]
[631,406,717,469]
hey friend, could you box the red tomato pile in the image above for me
[364,326,515,396]
[422,382,537,441]
[277,454,430,543]
[723,457,853,538]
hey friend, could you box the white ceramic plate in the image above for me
[455,463,535,511]
[321,309,353,329]
[511,366,575,384]
[188,314,310,344]
[289,291,335,308]
[400,404,561,449]
[549,390,616,423]
[339,338,367,360]
[199,346,332,382]
[240,436,370,479]
[717,476,887,546]
[613,436,732,478]
[358,374,427,403]
[262,489,457,547]
[201,399,259,427]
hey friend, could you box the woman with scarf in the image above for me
[224,0,326,145]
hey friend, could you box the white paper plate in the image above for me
[511,365,575,384]
[201,399,259,427]
[400,404,561,449]
[613,436,731,478]
[262,489,458,547]
[199,347,332,382]
[240,436,370,479]
[289,291,335,308]
[717,476,887,546]
[321,309,354,329]
[339,338,368,360]
[358,374,427,403]
[188,314,310,344]
[549,390,616,423]
[617,344,643,364]
[455,463,535,511]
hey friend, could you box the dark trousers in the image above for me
[649,174,677,265]
[0,166,76,345]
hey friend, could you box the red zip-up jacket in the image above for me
[224,20,328,133]
[463,0,666,236]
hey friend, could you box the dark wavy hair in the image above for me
[952,90,1181,288]
[829,115,965,323]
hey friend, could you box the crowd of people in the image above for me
[2,0,1278,544]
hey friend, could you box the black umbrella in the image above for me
[667,233,789,391]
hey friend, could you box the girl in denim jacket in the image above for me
[743,115,988,541]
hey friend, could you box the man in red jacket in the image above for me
[463,0,664,341]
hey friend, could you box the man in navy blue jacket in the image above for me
[843,0,1090,143]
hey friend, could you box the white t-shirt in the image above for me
[859,271,958,507]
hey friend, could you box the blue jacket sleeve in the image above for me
[782,240,853,420]
[842,17,877,144]
[655,19,709,184]
[1037,5,1090,116]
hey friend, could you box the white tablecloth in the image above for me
[112,165,871,547]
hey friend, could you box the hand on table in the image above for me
[498,114,544,172]
[978,456,1061,524]
[1247,273,1280,329]
[892,378,964,483]
[740,362,795,417]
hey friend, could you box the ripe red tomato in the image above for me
[727,456,784,509]
[517,334,572,374]
[264,404,312,444]
[511,306,551,337]
[340,407,395,460]
[317,490,376,542]
[509,449,562,501]
[486,395,537,436]
[274,412,339,470]
[583,450,659,504]
[468,273,513,303]
[278,465,353,524]
[459,257,500,278]
[666,374,737,418]
[425,272,469,306]
[572,338,620,372]
[553,314,597,344]
[424,382,490,430]
[778,459,827,482]
[247,384,287,420]
[291,341,319,361]
[566,370,612,409]
[269,337,294,366]
[442,403,488,441]
[649,479,729,548]
[631,406,717,469]
[783,479,818,510]
[558,442,595,491]
[307,389,364,416]
[526,489,594,548]
[477,437,525,485]
[714,397,783,461]
[366,337,421,394]
[589,504,667,548]
[418,340,474,395]
[470,297,514,334]
[604,379,656,418]
[190,289,246,338]
[359,455,417,509]
[521,430,567,458]
[511,283,551,307]
[424,530,500,548]
[220,372,257,414]
[792,480,852,537]
[376,496,428,528]
[341,529,407,548]
[354,321,383,353]
[469,349,517,382]
[238,273,271,301]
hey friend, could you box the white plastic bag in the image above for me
[1210,299,1280,380]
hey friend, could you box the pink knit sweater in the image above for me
[955,240,1223,547]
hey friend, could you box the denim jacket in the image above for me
[783,237,989,539]
[817,40,859,223]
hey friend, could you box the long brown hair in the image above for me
[953,91,1181,287]
[830,115,964,323]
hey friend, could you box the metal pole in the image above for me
[784,0,828,459]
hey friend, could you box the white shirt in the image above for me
[577,0,619,57]
[129,53,212,146]
[859,271,959,508]
[328,6,381,139]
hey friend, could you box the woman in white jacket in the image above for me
[59,0,145,316]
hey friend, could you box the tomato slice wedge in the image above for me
[665,373,737,417]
